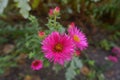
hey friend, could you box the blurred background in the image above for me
[0,0,120,80]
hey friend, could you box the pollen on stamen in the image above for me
[54,43,63,52]
[73,35,80,42]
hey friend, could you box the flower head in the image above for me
[31,60,43,70]
[68,23,88,50]
[42,31,74,65]
[107,55,118,63]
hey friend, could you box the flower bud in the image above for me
[69,22,75,28]
[38,31,45,38]
[54,6,60,14]
[49,9,54,16]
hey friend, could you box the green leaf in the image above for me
[73,57,83,68]
[14,0,31,18]
[65,67,76,80]
[98,74,105,80]
[65,56,83,80]
[29,52,35,59]
[88,60,95,66]
[44,61,50,68]
[100,39,111,50]
[0,69,4,74]
[31,0,40,9]
[0,0,8,14]
[52,64,62,73]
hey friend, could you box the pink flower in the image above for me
[54,6,60,14]
[38,31,45,38]
[49,9,54,16]
[42,31,74,65]
[31,60,43,70]
[112,46,120,57]
[68,22,88,50]
[107,55,118,63]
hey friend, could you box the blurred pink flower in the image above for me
[42,31,74,65]
[31,60,43,70]
[107,55,118,63]
[68,23,88,50]
[69,22,75,28]
[38,31,45,38]
[112,46,120,57]
[49,9,54,16]
[75,50,81,56]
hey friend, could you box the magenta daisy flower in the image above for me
[68,22,88,50]
[107,55,118,63]
[31,60,43,70]
[42,31,74,65]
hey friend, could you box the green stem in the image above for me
[54,15,57,28]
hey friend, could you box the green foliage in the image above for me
[0,55,17,74]
[87,71,105,80]
[16,15,41,56]
[87,70,96,80]
[31,0,41,9]
[81,58,107,80]
[65,57,83,80]
[92,0,120,31]
[0,19,40,74]
[47,18,65,33]
[93,0,117,17]
[100,39,111,50]
[0,0,120,32]
[52,64,63,73]
[0,0,8,14]
[87,60,95,67]
[98,74,105,80]
[112,31,120,41]
[0,37,8,44]
[46,14,65,33]
[14,0,31,18]
[91,0,100,2]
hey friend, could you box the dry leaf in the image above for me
[80,66,90,76]
[24,75,41,80]
[16,53,27,65]
[24,75,32,80]
[32,75,41,80]
[3,44,15,54]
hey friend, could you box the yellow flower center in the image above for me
[54,43,63,52]
[73,35,80,42]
